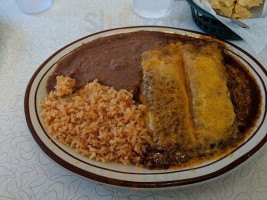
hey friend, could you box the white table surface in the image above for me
[0,0,267,199]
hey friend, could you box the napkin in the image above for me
[193,0,267,54]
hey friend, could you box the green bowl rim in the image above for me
[185,0,216,19]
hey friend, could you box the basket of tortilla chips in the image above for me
[186,0,264,40]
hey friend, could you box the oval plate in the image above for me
[24,26,267,188]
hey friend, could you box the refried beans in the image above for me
[47,31,208,93]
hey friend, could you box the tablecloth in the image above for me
[0,0,267,199]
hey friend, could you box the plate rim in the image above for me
[24,26,267,188]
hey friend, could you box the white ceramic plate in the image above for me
[24,26,267,188]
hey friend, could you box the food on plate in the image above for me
[46,32,171,93]
[40,76,152,166]
[141,42,241,168]
[140,42,196,151]
[42,31,261,169]
[206,0,263,18]
[181,43,237,145]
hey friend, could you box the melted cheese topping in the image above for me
[141,42,236,150]
[182,43,236,145]
[141,43,195,150]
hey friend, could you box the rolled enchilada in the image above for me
[182,43,236,146]
[141,43,195,150]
